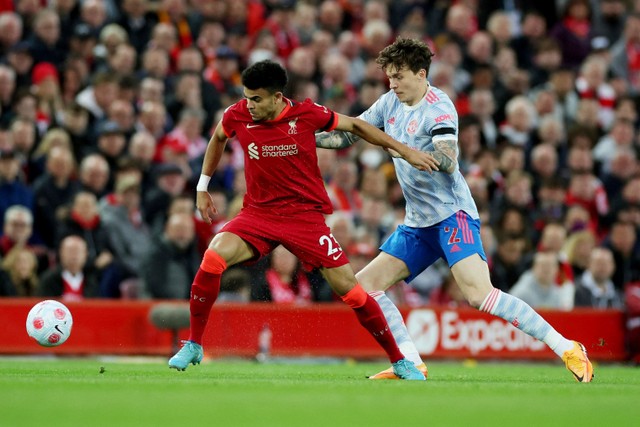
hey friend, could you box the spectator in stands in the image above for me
[438,3,475,50]
[468,89,498,148]
[532,177,568,234]
[106,99,137,141]
[58,103,90,157]
[78,153,111,199]
[346,242,377,276]
[356,196,389,247]
[550,0,593,70]
[574,247,623,309]
[490,233,529,292]
[0,12,23,57]
[609,13,640,95]
[9,118,37,181]
[565,168,609,235]
[75,71,120,125]
[0,65,17,120]
[161,107,207,161]
[457,115,482,175]
[495,206,530,241]
[205,45,243,106]
[563,229,597,279]
[607,175,640,227]
[326,158,361,219]
[56,191,113,279]
[593,0,627,45]
[463,31,494,71]
[593,118,635,173]
[80,0,109,34]
[28,9,65,67]
[0,245,38,296]
[142,211,199,299]
[30,127,73,178]
[143,162,187,232]
[429,273,470,308]
[32,146,79,248]
[490,170,534,227]
[576,55,616,131]
[6,40,33,91]
[174,47,220,121]
[87,121,127,173]
[358,166,387,198]
[68,23,99,67]
[251,245,313,304]
[605,221,640,290]
[117,0,157,54]
[536,112,567,153]
[0,148,33,229]
[537,223,574,285]
[99,174,151,297]
[1,205,35,254]
[510,251,575,310]
[38,235,99,300]
[217,267,252,303]
[510,10,547,70]
[498,95,537,148]
[135,100,168,141]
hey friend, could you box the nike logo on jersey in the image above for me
[247,123,261,128]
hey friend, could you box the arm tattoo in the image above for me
[315,131,360,149]
[430,138,458,174]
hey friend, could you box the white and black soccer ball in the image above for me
[26,300,73,347]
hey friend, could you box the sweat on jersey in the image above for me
[359,85,479,228]
[222,98,338,214]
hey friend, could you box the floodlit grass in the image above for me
[0,358,638,427]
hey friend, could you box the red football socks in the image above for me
[341,284,404,363]
[188,250,227,344]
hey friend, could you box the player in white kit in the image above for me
[316,38,593,382]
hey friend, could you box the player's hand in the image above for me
[403,148,439,172]
[196,191,217,224]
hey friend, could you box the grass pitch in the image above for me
[0,358,638,427]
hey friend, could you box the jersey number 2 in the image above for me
[444,227,461,245]
[319,234,343,260]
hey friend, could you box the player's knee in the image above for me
[200,249,227,274]
[457,279,492,308]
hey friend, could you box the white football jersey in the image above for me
[360,85,479,227]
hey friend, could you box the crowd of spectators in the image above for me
[0,0,639,325]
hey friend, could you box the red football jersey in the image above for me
[222,98,338,214]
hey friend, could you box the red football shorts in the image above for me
[219,208,349,270]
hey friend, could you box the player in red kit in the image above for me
[168,60,438,379]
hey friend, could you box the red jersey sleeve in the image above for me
[221,102,243,138]
[302,99,338,132]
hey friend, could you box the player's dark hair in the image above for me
[376,37,435,75]
[241,60,288,94]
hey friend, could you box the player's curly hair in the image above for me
[376,37,435,75]
[241,60,288,94]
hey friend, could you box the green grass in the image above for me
[0,358,638,427]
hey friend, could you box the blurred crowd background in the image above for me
[0,0,639,328]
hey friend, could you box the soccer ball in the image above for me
[26,300,73,347]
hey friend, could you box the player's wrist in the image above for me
[196,174,211,192]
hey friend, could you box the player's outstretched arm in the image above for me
[386,137,458,174]
[315,130,361,149]
[196,121,228,223]
[334,114,439,172]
